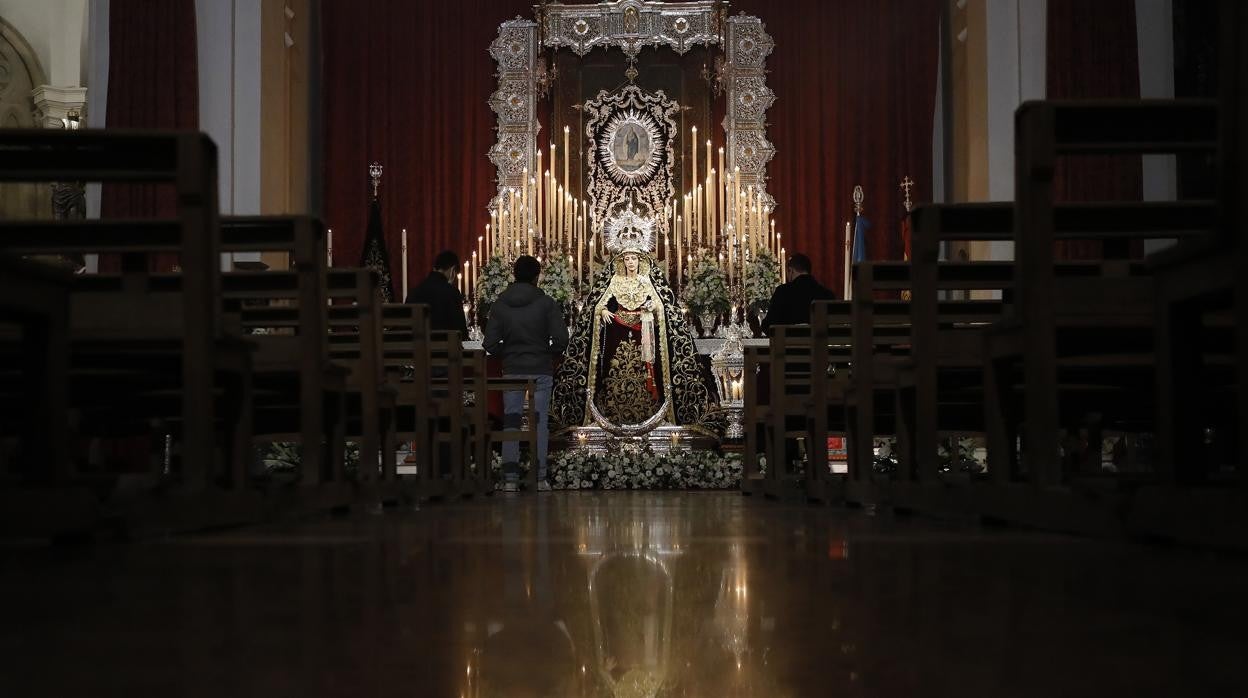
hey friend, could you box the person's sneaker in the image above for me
[537,480,552,492]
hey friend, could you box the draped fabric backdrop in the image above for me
[732,0,941,291]
[321,0,941,289]
[101,0,199,272]
[321,0,530,283]
[1047,0,1143,259]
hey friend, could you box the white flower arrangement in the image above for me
[547,446,742,490]
[680,248,730,315]
[744,248,782,307]
[538,253,576,306]
[474,254,511,311]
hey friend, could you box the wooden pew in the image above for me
[458,347,495,496]
[376,303,437,502]
[764,324,814,500]
[479,373,538,492]
[0,130,227,497]
[220,217,354,510]
[0,255,92,536]
[806,300,855,504]
[740,344,769,495]
[0,130,270,535]
[843,267,915,507]
[325,268,389,503]
[1007,99,1219,491]
[1128,0,1247,547]
[428,330,468,498]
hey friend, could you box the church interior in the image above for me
[1,0,1246,694]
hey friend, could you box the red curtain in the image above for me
[733,0,942,291]
[322,1,941,289]
[1047,0,1143,259]
[100,0,199,223]
[321,0,531,283]
[100,0,199,272]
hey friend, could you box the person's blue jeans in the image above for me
[502,373,553,480]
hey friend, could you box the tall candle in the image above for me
[844,221,852,298]
[676,215,683,288]
[709,169,717,250]
[691,126,698,244]
[563,126,570,218]
[718,147,726,235]
[401,228,409,299]
[733,167,741,236]
[536,153,543,242]
[521,169,529,247]
[497,196,505,252]
[327,228,333,266]
[705,139,713,244]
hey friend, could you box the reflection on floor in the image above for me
[2,492,1247,696]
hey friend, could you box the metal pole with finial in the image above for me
[847,185,864,300]
[900,175,915,300]
[369,162,383,200]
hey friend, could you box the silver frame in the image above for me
[488,0,775,216]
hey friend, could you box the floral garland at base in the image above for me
[550,447,741,490]
[494,447,742,490]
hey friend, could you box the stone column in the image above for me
[31,85,89,130]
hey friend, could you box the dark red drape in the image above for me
[321,0,530,283]
[720,0,942,290]
[322,1,940,290]
[101,0,199,206]
[1047,0,1143,259]
[100,0,199,271]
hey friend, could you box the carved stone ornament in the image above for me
[585,84,679,227]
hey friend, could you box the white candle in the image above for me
[327,228,333,267]
[401,227,408,300]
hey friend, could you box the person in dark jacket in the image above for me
[484,256,569,490]
[406,250,468,336]
[759,252,837,473]
[760,252,837,335]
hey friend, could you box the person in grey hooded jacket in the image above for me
[484,255,569,490]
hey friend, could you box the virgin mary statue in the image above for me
[551,208,723,438]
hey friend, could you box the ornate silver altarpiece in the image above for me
[488,0,776,213]
[584,84,679,224]
[487,1,776,448]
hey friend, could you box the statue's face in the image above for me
[623,253,640,274]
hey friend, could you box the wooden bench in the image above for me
[0,130,268,536]
[1006,99,1219,489]
[0,130,228,495]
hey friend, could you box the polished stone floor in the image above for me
[2,492,1247,697]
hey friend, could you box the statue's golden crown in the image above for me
[604,205,656,254]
